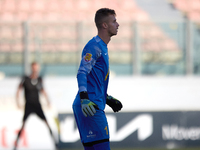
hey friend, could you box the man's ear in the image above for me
[102,22,108,29]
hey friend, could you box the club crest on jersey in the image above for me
[84,53,92,62]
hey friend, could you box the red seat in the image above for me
[2,0,16,12]
[187,11,200,22]
[17,0,31,12]
[0,44,11,52]
[47,0,61,12]
[30,12,44,21]
[15,12,29,21]
[173,0,188,12]
[0,12,15,21]
[31,0,46,12]
[189,0,200,11]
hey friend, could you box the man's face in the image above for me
[106,14,119,37]
[31,63,40,75]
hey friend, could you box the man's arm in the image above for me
[77,46,101,93]
[77,53,99,117]
[39,77,51,107]
[77,47,101,117]
[40,89,50,107]
[16,84,22,109]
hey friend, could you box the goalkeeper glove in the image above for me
[80,91,99,117]
[106,95,122,112]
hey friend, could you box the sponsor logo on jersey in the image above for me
[84,53,92,62]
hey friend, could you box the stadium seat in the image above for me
[18,0,31,12]
[2,0,16,12]
[173,0,188,12]
[190,0,200,11]
[16,12,29,21]
[30,12,44,21]
[0,12,15,21]
[31,0,46,12]
[188,11,200,22]
[172,0,200,22]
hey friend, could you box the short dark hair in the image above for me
[95,8,116,29]
[31,61,38,66]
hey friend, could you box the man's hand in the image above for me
[81,99,99,117]
[80,91,99,117]
[17,102,23,109]
[106,95,123,112]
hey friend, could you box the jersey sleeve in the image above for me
[77,44,101,92]
[19,76,26,87]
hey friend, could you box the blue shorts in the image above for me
[72,104,110,144]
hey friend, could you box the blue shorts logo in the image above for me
[87,130,96,138]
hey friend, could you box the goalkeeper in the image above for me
[72,8,122,150]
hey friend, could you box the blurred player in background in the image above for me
[72,8,123,150]
[13,62,57,150]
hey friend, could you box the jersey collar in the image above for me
[95,35,107,46]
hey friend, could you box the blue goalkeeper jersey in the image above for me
[73,35,109,110]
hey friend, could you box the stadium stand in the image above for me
[0,0,197,76]
[171,0,200,22]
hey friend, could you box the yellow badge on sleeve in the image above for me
[84,53,92,62]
